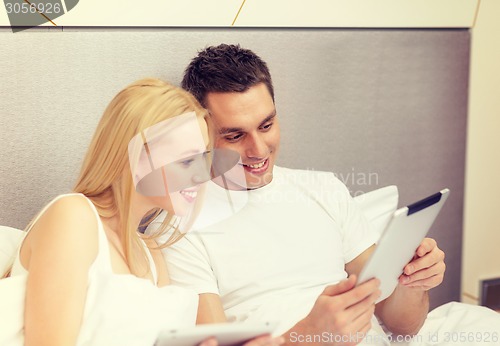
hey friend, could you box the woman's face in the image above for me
[130,112,210,217]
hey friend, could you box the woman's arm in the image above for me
[23,195,99,346]
[196,293,227,324]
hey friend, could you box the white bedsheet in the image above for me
[405,302,500,346]
[244,297,500,346]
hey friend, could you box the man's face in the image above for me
[205,83,280,189]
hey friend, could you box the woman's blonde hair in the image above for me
[1,79,207,279]
[73,78,207,277]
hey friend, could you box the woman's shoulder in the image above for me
[24,193,100,266]
[34,194,97,229]
[47,193,95,212]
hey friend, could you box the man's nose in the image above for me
[246,134,268,159]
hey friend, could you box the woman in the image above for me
[0,79,281,346]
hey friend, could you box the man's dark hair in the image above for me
[181,44,274,107]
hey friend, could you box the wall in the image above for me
[0,28,469,309]
[461,0,500,305]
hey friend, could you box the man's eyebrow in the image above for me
[219,126,242,135]
[258,112,276,127]
[218,111,276,135]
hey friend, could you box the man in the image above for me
[161,44,446,345]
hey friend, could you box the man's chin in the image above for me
[212,168,274,190]
[245,172,274,190]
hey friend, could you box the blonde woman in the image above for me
[0,79,281,346]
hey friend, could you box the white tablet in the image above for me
[357,188,450,303]
[155,322,278,346]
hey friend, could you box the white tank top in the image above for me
[1,193,198,345]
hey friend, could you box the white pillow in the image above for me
[0,225,25,274]
[353,185,399,238]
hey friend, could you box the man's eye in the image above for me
[261,122,273,131]
[225,133,243,142]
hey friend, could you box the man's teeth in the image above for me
[247,161,266,169]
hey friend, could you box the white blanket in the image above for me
[406,302,500,346]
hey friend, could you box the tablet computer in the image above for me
[357,188,450,303]
[155,321,278,346]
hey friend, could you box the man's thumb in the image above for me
[322,275,357,296]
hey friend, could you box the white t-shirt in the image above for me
[162,166,380,335]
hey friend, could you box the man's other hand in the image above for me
[399,237,445,290]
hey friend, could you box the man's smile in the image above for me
[241,158,269,174]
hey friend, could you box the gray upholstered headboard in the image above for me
[0,28,469,309]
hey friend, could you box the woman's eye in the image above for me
[180,159,194,166]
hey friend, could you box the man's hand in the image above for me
[399,237,446,290]
[200,335,285,346]
[286,275,380,346]
[375,238,444,335]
